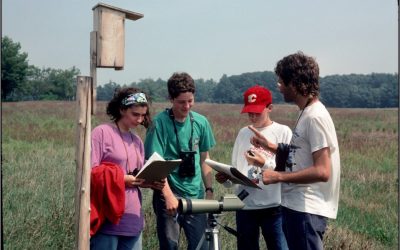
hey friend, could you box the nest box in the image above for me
[92,3,143,70]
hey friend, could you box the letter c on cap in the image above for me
[248,94,257,103]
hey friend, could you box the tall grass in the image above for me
[2,101,398,249]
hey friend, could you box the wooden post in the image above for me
[74,76,92,250]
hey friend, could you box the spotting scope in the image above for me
[178,190,249,214]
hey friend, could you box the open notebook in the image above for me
[136,152,181,182]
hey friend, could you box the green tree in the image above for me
[320,73,397,108]
[47,66,80,100]
[212,71,278,104]
[97,81,119,101]
[195,78,217,102]
[1,36,29,101]
[132,78,168,102]
[18,66,80,101]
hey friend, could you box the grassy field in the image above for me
[2,101,398,249]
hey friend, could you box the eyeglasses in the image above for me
[122,93,147,106]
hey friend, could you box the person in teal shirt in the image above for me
[144,72,216,250]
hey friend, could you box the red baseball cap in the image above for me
[241,85,272,114]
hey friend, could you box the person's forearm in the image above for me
[162,179,175,198]
[200,152,213,189]
[248,125,278,153]
[274,147,331,184]
[201,164,213,189]
[274,165,330,184]
[266,141,278,153]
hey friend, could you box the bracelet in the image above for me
[205,187,214,193]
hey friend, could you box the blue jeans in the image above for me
[90,232,142,250]
[153,191,208,250]
[236,206,288,250]
[282,207,328,250]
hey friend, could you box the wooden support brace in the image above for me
[90,31,97,115]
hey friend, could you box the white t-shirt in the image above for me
[281,101,341,219]
[231,122,292,210]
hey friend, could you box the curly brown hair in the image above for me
[167,72,195,99]
[106,87,152,128]
[275,51,320,97]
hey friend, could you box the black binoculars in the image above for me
[178,151,196,177]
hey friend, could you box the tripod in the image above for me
[195,213,239,250]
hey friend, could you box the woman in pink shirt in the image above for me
[91,87,164,250]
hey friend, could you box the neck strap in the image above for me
[167,108,194,151]
[293,97,313,130]
[115,122,140,175]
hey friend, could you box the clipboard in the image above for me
[205,159,262,189]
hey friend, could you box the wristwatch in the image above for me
[205,187,214,193]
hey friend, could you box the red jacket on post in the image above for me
[90,162,125,236]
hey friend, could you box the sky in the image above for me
[3,0,398,85]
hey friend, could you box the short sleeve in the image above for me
[91,127,104,168]
[282,126,293,145]
[308,117,336,154]
[231,132,241,169]
[199,118,216,152]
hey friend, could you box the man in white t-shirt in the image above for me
[216,85,292,250]
[248,52,340,250]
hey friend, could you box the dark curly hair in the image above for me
[167,72,195,99]
[106,87,152,128]
[275,51,320,97]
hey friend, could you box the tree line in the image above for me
[2,36,398,108]
[99,71,397,108]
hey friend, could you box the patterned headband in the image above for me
[121,93,147,106]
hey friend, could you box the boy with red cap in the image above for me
[216,85,291,250]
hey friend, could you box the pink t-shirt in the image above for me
[91,123,144,236]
